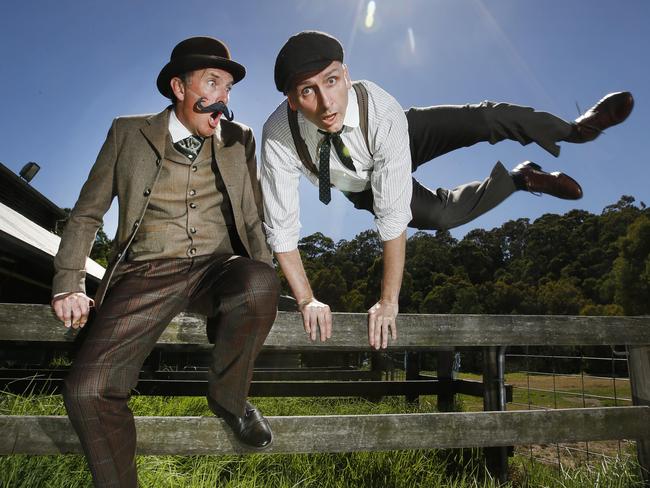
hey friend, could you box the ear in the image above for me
[170,76,186,101]
[342,64,352,90]
[287,93,298,112]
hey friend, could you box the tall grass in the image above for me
[1,392,645,487]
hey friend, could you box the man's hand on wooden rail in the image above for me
[298,297,332,342]
[368,299,398,350]
[51,292,94,329]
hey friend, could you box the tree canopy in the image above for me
[293,196,649,316]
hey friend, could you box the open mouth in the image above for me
[322,113,337,124]
[208,113,221,128]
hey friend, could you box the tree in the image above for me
[612,214,650,315]
[311,267,347,311]
[90,227,112,268]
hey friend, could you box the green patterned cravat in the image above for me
[174,135,205,161]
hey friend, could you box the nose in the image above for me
[318,90,332,111]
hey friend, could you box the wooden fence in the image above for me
[1,303,649,484]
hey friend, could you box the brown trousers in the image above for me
[63,254,280,488]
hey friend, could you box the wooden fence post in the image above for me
[483,346,508,483]
[405,352,421,405]
[628,345,650,487]
[437,348,455,412]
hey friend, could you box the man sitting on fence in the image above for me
[51,36,279,487]
[261,30,633,352]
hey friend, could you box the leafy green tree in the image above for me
[311,267,347,311]
[537,278,584,315]
[612,214,650,315]
[90,227,112,268]
[288,195,646,321]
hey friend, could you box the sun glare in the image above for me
[407,27,415,54]
[365,1,376,29]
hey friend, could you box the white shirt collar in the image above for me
[168,109,193,143]
[342,84,359,130]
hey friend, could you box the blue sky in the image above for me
[1,0,648,243]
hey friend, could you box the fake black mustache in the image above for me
[193,98,234,121]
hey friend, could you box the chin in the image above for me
[199,126,217,137]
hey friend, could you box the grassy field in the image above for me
[1,389,646,487]
[453,372,633,412]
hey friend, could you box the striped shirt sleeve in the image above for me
[260,104,303,252]
[365,82,413,241]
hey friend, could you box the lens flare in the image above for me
[365,1,376,29]
[407,27,415,54]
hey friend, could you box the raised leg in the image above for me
[405,101,573,170]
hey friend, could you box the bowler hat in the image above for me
[274,31,344,93]
[157,36,246,99]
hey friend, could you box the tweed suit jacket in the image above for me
[53,107,272,307]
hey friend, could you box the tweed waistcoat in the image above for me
[128,134,237,260]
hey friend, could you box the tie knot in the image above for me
[318,129,343,140]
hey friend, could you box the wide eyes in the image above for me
[300,76,338,97]
[205,79,231,92]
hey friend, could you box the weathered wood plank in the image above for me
[2,407,649,455]
[629,346,650,485]
[2,303,649,348]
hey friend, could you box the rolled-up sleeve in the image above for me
[260,120,303,253]
[370,96,412,241]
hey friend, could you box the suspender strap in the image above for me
[353,83,369,151]
[287,81,370,178]
[287,103,318,176]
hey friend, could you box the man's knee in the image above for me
[238,260,281,310]
[253,263,281,305]
[64,369,129,414]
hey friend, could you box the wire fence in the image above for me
[505,346,635,471]
[381,347,635,471]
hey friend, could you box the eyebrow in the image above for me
[296,67,341,90]
[203,70,233,84]
[322,67,340,78]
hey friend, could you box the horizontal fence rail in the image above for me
[2,304,650,349]
[2,303,649,484]
[2,407,649,455]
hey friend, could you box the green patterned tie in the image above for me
[174,135,205,161]
[317,130,355,205]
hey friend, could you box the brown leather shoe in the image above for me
[567,91,634,143]
[512,161,583,200]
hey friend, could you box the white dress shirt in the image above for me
[169,109,193,143]
[261,80,412,252]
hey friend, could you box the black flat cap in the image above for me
[274,31,344,93]
[157,36,246,99]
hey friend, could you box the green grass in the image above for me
[1,392,646,487]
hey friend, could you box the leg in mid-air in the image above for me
[346,91,633,231]
[345,160,581,232]
[398,91,632,230]
[405,91,634,167]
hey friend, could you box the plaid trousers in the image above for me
[63,254,279,488]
